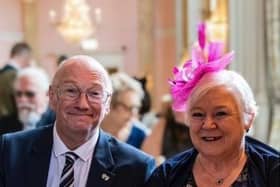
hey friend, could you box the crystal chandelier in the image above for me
[50,0,94,43]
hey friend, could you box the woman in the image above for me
[145,23,280,187]
[101,72,149,149]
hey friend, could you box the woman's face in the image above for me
[187,86,248,158]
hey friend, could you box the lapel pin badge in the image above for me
[101,173,110,181]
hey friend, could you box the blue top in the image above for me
[145,136,280,187]
[185,163,249,186]
[126,121,149,149]
[36,107,56,128]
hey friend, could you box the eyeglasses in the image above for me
[15,91,35,98]
[117,102,140,114]
[56,84,111,104]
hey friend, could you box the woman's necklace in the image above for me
[197,157,228,185]
[197,152,246,186]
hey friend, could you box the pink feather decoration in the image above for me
[169,22,234,111]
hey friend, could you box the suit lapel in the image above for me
[26,126,53,187]
[86,130,116,187]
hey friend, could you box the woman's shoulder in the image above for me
[245,136,280,158]
[146,149,197,186]
[163,148,197,166]
[245,136,280,186]
[154,148,197,179]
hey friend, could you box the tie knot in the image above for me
[60,152,78,187]
[65,152,79,163]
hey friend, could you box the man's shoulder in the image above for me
[1,125,53,145]
[0,126,53,161]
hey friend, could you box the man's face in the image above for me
[49,61,111,137]
[14,76,48,125]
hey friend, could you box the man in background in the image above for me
[0,67,49,135]
[0,42,32,118]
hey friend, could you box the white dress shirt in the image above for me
[47,123,99,187]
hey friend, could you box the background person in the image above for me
[0,42,32,118]
[0,67,49,134]
[101,72,149,149]
[134,76,158,129]
[142,94,193,165]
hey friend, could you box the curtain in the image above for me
[264,0,280,147]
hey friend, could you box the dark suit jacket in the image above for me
[0,115,23,135]
[0,126,156,187]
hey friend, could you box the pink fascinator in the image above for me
[169,22,234,111]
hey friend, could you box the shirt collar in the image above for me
[53,122,99,162]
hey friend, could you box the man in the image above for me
[0,42,32,118]
[0,55,155,187]
[0,67,49,135]
[102,72,150,149]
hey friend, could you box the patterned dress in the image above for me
[185,164,248,187]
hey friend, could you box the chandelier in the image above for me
[50,0,95,43]
[202,0,228,43]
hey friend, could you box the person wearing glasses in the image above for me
[0,67,49,135]
[0,42,33,118]
[101,72,150,149]
[145,23,279,187]
[0,55,155,187]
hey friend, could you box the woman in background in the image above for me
[101,72,149,149]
